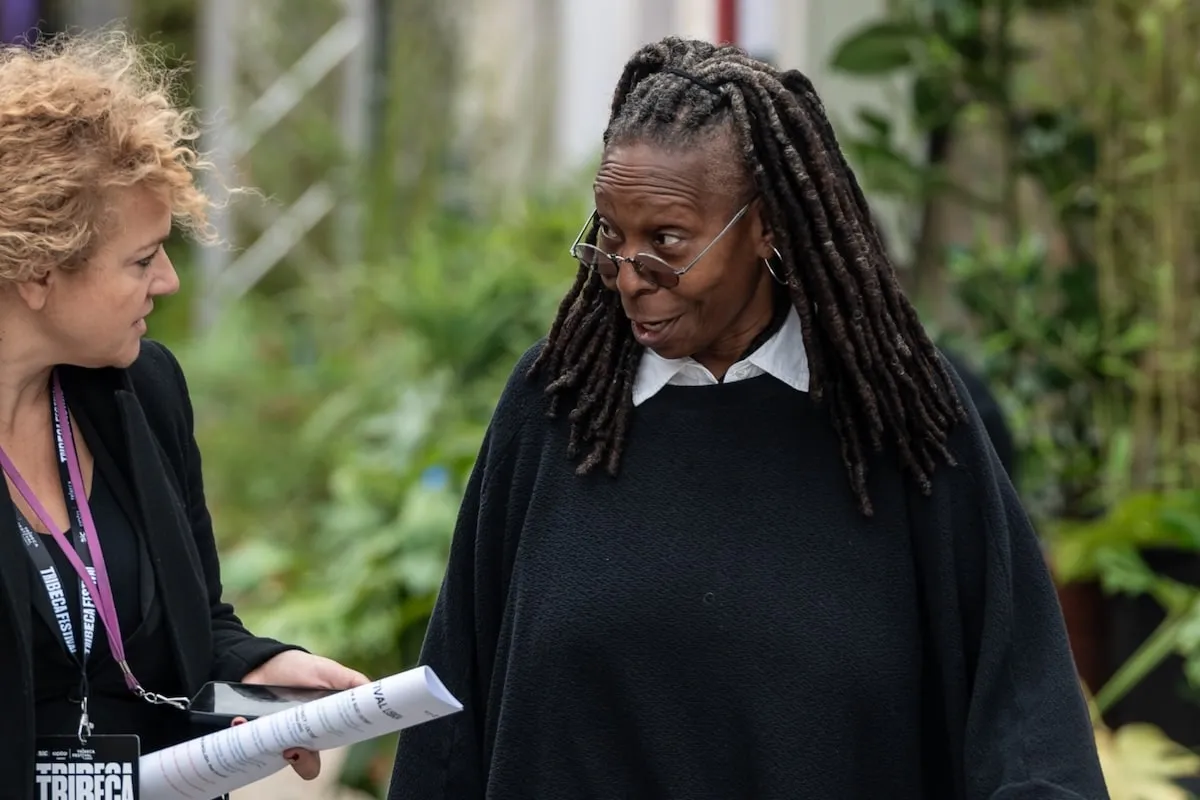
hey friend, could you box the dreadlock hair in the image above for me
[526,36,968,516]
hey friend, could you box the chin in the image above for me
[648,334,696,360]
[59,340,144,370]
[645,342,676,358]
[110,339,145,369]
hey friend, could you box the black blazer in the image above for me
[0,340,298,796]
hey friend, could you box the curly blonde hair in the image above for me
[0,29,214,283]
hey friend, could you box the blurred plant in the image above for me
[1058,492,1200,797]
[1092,710,1200,800]
[130,0,467,324]
[1052,492,1200,705]
[829,0,1200,506]
[171,193,583,792]
[828,0,1096,301]
[831,0,1200,792]
[937,236,1156,520]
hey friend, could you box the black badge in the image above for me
[34,735,140,800]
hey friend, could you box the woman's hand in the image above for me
[243,650,370,692]
[230,716,323,780]
[237,651,372,780]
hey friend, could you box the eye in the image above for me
[653,231,683,249]
[136,247,159,268]
[596,219,619,242]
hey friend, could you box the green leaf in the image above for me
[1173,605,1200,654]
[1184,655,1200,690]
[1102,429,1133,501]
[842,138,934,201]
[1095,721,1200,799]
[912,72,960,129]
[829,21,926,76]
[1094,548,1158,597]
[1162,507,1200,550]
[855,108,893,140]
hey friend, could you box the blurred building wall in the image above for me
[547,0,905,174]
[792,0,916,264]
[452,0,561,199]
[453,0,913,250]
[61,0,132,28]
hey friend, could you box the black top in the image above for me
[28,468,191,754]
[388,343,1108,800]
[942,350,1017,482]
[0,340,302,796]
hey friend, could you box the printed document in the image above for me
[140,665,461,799]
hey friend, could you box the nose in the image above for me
[613,253,657,299]
[152,252,181,297]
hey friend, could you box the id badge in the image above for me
[35,735,140,800]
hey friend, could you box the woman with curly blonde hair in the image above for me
[0,29,368,795]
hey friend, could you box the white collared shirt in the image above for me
[631,307,811,406]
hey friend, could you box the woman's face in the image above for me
[591,138,777,369]
[34,185,180,369]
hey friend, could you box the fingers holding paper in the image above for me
[141,666,460,799]
[243,650,371,691]
[238,650,370,780]
[231,715,322,781]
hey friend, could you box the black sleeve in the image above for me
[913,368,1108,799]
[387,351,536,800]
[941,349,1018,482]
[153,341,303,681]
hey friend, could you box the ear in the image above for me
[14,269,54,312]
[750,197,776,261]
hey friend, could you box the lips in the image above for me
[134,304,153,329]
[630,315,681,347]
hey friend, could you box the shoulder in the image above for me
[939,348,1017,479]
[490,338,550,436]
[124,339,191,415]
[940,357,994,473]
[58,339,192,434]
[507,338,548,389]
[127,338,187,391]
[914,351,1017,535]
[56,340,194,478]
[936,349,1011,485]
[113,340,196,452]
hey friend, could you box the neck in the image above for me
[693,276,781,379]
[0,329,56,437]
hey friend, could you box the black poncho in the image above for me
[388,343,1108,800]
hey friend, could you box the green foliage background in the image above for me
[161,196,583,787]
[69,0,1199,792]
[829,1,1200,786]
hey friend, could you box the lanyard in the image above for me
[15,503,96,661]
[0,372,188,740]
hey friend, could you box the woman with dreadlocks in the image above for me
[388,37,1106,799]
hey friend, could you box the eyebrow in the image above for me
[134,234,170,253]
[596,207,700,226]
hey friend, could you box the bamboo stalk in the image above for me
[1094,601,1193,714]
[995,0,1021,241]
[1153,7,1181,492]
[1090,1,1200,496]
[1175,7,1200,488]
[1091,0,1120,507]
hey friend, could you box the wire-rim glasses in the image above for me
[568,202,752,288]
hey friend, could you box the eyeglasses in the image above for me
[568,202,752,288]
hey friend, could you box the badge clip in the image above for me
[77,696,94,744]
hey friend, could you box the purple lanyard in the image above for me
[0,372,188,738]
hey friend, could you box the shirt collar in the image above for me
[632,307,810,406]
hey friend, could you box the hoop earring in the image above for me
[763,247,786,285]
